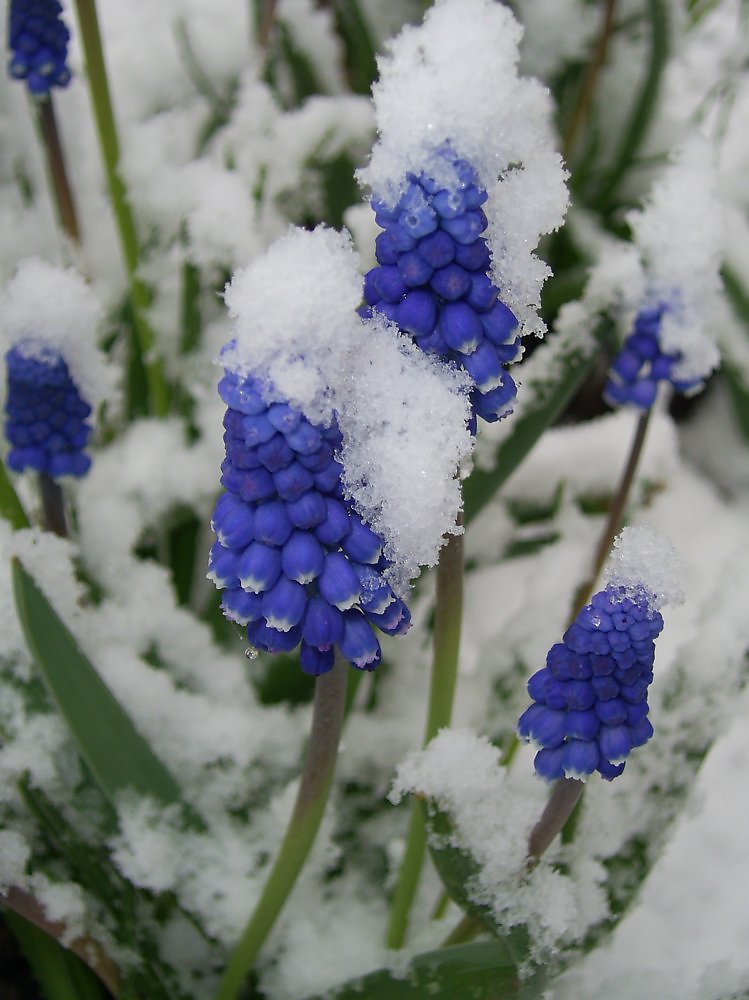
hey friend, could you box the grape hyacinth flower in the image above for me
[7,0,72,96]
[604,304,706,410]
[4,343,92,477]
[1,259,109,482]
[209,363,411,677]
[363,146,521,430]
[518,525,683,782]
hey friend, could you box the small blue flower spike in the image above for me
[604,305,702,409]
[4,344,92,477]
[518,585,664,781]
[210,366,411,676]
[363,146,521,432]
[7,0,72,96]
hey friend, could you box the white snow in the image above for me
[604,524,685,610]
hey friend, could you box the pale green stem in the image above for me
[72,0,169,416]
[386,515,464,949]
[217,653,348,1000]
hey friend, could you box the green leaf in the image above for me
[330,0,378,95]
[721,267,749,442]
[464,321,612,525]
[3,910,106,1000]
[12,559,182,809]
[318,939,544,1000]
[592,0,670,209]
[2,910,107,1000]
[0,463,29,529]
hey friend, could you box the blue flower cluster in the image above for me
[7,0,71,96]
[518,586,663,781]
[362,149,520,430]
[209,366,411,676]
[4,344,92,477]
[605,305,701,409]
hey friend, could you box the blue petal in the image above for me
[236,541,282,594]
[300,642,335,676]
[339,610,381,670]
[341,516,382,564]
[253,500,293,546]
[281,530,325,583]
[318,552,361,610]
[301,596,345,649]
[261,576,307,631]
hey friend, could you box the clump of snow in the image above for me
[628,137,724,386]
[338,313,472,591]
[604,524,684,611]
[391,729,603,953]
[0,829,30,891]
[223,226,363,426]
[222,227,473,586]
[0,258,115,407]
[358,0,568,338]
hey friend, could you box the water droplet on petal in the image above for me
[245,646,259,661]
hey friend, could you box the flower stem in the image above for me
[386,514,464,950]
[72,0,169,417]
[570,408,652,618]
[38,473,68,538]
[217,652,348,1000]
[562,0,618,162]
[526,777,584,860]
[35,97,81,244]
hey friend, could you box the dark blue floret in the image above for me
[210,365,411,675]
[8,0,71,96]
[604,305,702,409]
[363,146,520,429]
[4,344,92,478]
[518,584,664,782]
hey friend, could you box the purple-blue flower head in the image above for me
[518,586,663,781]
[3,343,91,477]
[518,525,683,782]
[604,305,705,410]
[363,146,521,431]
[210,364,411,676]
[8,0,71,96]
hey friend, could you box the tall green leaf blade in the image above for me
[464,321,611,525]
[331,0,378,95]
[12,558,182,808]
[318,940,544,1000]
[2,910,107,1000]
[0,463,29,529]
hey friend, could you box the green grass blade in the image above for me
[2,910,107,1000]
[0,463,29,529]
[721,267,749,442]
[331,0,378,95]
[592,0,670,209]
[12,558,182,808]
[464,321,612,525]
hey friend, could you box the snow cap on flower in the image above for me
[1,260,112,479]
[605,138,723,408]
[222,227,472,592]
[518,525,682,782]
[358,0,568,340]
[8,0,72,96]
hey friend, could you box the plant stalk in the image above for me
[72,0,169,417]
[562,0,618,162]
[36,97,81,244]
[386,513,464,950]
[38,473,68,538]
[217,652,348,999]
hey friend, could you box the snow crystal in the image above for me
[604,524,684,611]
[0,829,30,891]
[0,258,115,407]
[222,227,473,586]
[358,0,568,337]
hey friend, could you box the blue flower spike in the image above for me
[4,344,92,478]
[363,146,521,431]
[8,0,72,96]
[518,525,684,782]
[210,364,411,676]
[604,305,705,410]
